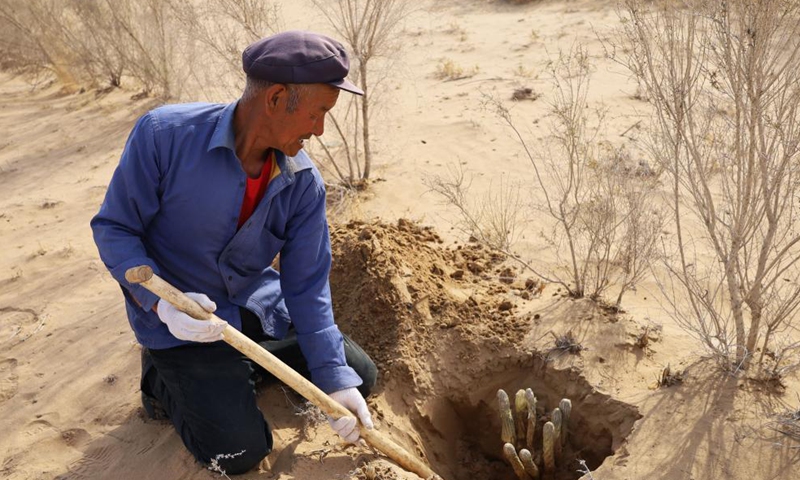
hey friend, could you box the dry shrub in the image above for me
[615,0,800,371]
[172,0,282,100]
[550,330,585,355]
[770,401,800,446]
[435,59,463,80]
[0,0,281,100]
[427,45,663,311]
[312,0,412,187]
[482,45,665,308]
[656,364,685,388]
[0,0,191,98]
[0,0,79,88]
[424,165,526,251]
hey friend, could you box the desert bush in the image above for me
[0,0,78,88]
[171,0,282,100]
[109,0,191,99]
[424,164,526,251]
[0,0,281,100]
[483,46,665,307]
[770,402,800,446]
[313,0,412,187]
[427,45,663,308]
[435,59,464,80]
[616,0,800,370]
[64,1,126,88]
[0,0,189,98]
[434,58,479,81]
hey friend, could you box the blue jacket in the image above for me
[90,101,362,394]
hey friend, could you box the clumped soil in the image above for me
[331,218,527,372]
[330,220,640,480]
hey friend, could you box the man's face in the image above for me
[274,84,340,157]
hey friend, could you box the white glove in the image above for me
[156,293,226,342]
[327,387,373,443]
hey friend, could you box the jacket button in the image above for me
[228,276,233,281]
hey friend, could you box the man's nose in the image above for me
[312,115,325,137]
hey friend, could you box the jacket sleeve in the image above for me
[90,113,162,312]
[280,177,362,393]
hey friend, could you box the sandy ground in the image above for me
[1,0,799,479]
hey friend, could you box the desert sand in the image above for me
[1,0,799,479]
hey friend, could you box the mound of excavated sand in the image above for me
[331,218,529,375]
[331,220,640,480]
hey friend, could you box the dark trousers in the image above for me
[141,309,377,475]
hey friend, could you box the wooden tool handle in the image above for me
[124,266,442,480]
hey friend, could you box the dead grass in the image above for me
[550,330,584,355]
[772,405,800,446]
[656,364,685,388]
[434,59,478,81]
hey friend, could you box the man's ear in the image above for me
[264,84,288,114]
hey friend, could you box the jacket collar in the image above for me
[278,149,314,175]
[207,101,238,152]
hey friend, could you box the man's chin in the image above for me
[281,145,303,157]
[287,140,307,156]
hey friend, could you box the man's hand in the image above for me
[156,293,226,342]
[327,387,373,443]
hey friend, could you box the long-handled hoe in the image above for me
[126,265,443,480]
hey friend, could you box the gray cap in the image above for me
[242,30,363,96]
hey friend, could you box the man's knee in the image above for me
[356,357,378,398]
[342,334,379,398]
